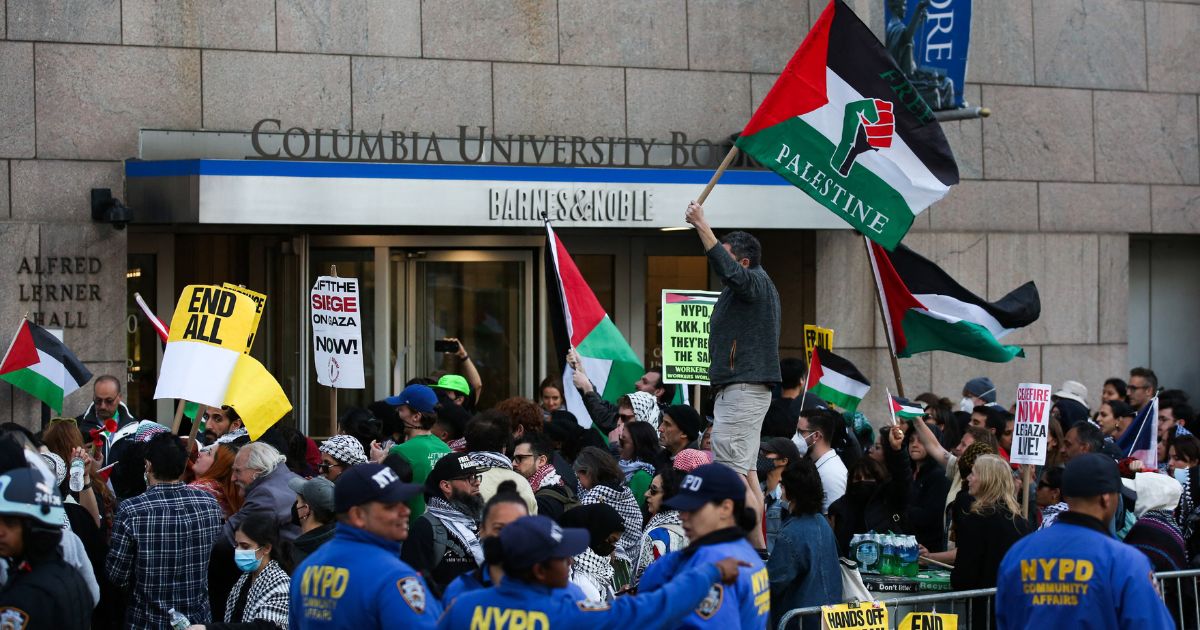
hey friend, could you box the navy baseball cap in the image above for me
[385,384,437,415]
[498,515,589,569]
[1061,453,1124,499]
[334,463,423,513]
[664,463,746,512]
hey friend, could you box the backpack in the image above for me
[535,484,581,517]
[427,515,470,567]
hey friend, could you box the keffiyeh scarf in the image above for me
[571,547,616,602]
[634,510,686,584]
[425,497,485,565]
[471,451,512,470]
[580,483,643,563]
[618,459,656,483]
[626,391,661,430]
[530,463,562,490]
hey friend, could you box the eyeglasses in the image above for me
[316,462,344,473]
[451,474,483,484]
[93,397,117,406]
[49,417,78,426]
[647,486,663,496]
[512,454,535,462]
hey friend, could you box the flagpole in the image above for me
[695,146,740,206]
[886,388,899,426]
[329,265,339,432]
[798,355,812,414]
[864,235,906,397]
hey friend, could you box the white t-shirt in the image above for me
[814,449,848,513]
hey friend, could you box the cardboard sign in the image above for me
[821,602,888,630]
[154,285,258,405]
[222,283,267,352]
[311,276,365,389]
[804,324,835,356]
[898,612,958,630]
[1011,382,1052,466]
[660,290,720,385]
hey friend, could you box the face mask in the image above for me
[958,398,976,414]
[234,547,262,573]
[755,455,775,476]
[290,502,305,527]
[592,541,617,558]
[1107,509,1120,538]
[1175,468,1190,485]
[792,432,810,457]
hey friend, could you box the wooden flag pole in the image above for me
[329,265,339,432]
[1020,465,1032,519]
[170,399,186,434]
[695,146,740,206]
[692,384,701,413]
[863,235,906,398]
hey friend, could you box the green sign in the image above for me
[661,290,720,385]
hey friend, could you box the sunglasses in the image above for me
[316,462,344,473]
[93,397,117,406]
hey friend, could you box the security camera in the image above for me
[91,188,131,230]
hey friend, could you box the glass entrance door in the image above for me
[397,250,533,411]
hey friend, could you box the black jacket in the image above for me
[76,402,138,464]
[951,507,1033,590]
[828,437,911,555]
[291,523,335,566]
[906,460,951,552]
[705,244,781,387]
[0,554,92,630]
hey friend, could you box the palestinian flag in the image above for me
[545,222,644,429]
[735,0,958,250]
[0,320,93,413]
[890,395,925,420]
[806,347,870,413]
[868,238,1040,363]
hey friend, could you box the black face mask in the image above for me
[592,540,617,558]
[755,455,776,476]
[848,480,878,502]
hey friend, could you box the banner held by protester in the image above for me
[222,283,267,353]
[1011,383,1051,466]
[661,290,720,386]
[310,275,365,389]
[153,284,257,406]
[224,353,292,440]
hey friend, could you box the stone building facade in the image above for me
[0,0,1196,429]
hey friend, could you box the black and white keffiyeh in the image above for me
[319,434,367,465]
[425,497,485,564]
[580,483,644,563]
[223,559,290,627]
[470,450,512,470]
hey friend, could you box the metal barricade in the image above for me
[777,589,996,630]
[776,569,1200,630]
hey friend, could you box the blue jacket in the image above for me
[767,514,842,630]
[437,563,723,630]
[995,511,1174,630]
[639,532,769,629]
[442,565,586,609]
[289,523,443,629]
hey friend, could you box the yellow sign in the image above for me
[222,283,267,353]
[224,353,292,441]
[821,602,888,630]
[898,612,958,629]
[804,324,835,356]
[167,285,257,352]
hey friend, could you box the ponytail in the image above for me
[735,504,758,534]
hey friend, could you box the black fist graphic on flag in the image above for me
[832,98,895,177]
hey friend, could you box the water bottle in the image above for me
[167,608,189,630]
[879,534,896,576]
[901,535,920,577]
[69,457,85,493]
[854,533,881,574]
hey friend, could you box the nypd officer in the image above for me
[995,453,1173,628]
[438,514,748,629]
[639,463,770,629]
[0,467,93,629]
[289,463,442,629]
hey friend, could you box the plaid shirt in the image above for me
[106,481,225,629]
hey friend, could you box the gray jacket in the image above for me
[705,244,781,386]
[224,463,301,544]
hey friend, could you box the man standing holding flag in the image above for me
[685,201,780,552]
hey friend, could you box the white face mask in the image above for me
[792,431,811,457]
[1175,467,1190,485]
[959,397,976,414]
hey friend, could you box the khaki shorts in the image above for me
[711,382,772,474]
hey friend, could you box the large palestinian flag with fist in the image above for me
[545,222,644,429]
[735,0,958,250]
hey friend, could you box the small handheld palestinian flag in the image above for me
[0,320,93,414]
[868,238,1040,363]
[806,347,870,413]
[735,0,958,250]
[1117,396,1158,470]
[890,394,925,421]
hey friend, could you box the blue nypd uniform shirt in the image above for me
[289,523,443,629]
[639,535,769,629]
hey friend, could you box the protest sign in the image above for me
[154,285,258,406]
[222,283,267,352]
[821,602,888,630]
[804,324,835,356]
[660,290,720,386]
[1011,382,1052,466]
[898,612,958,630]
[311,276,365,389]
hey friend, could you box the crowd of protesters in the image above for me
[0,217,1188,629]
